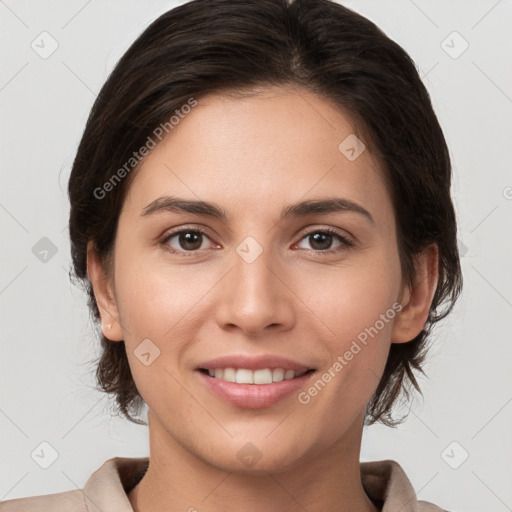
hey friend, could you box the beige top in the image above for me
[0,457,448,511]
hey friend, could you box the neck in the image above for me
[128,410,379,512]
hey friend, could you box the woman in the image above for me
[0,0,462,510]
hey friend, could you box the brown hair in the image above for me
[68,0,462,427]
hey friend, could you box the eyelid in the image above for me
[297,225,355,243]
[160,223,214,239]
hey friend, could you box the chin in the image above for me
[202,438,312,476]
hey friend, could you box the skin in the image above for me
[87,85,438,512]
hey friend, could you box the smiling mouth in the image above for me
[198,367,316,384]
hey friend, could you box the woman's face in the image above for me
[97,86,412,472]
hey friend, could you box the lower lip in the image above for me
[196,370,315,409]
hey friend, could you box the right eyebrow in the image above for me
[141,196,227,219]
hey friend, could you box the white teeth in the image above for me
[272,368,284,382]
[236,368,253,384]
[204,367,309,384]
[253,369,272,384]
[223,367,236,382]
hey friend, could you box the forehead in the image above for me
[122,86,393,225]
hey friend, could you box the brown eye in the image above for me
[162,229,211,253]
[296,229,353,253]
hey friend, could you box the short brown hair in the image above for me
[68,0,462,427]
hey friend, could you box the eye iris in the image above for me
[310,232,332,250]
[179,232,202,251]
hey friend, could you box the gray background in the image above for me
[1,1,511,510]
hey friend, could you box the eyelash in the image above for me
[159,226,354,256]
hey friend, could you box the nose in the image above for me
[214,243,296,337]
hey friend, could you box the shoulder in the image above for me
[0,456,148,512]
[0,489,85,511]
[360,459,452,512]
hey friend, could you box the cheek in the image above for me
[111,249,207,407]
[304,250,401,346]
[113,247,195,337]
[298,249,401,397]
[111,246,224,377]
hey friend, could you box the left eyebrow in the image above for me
[280,198,374,224]
[141,195,374,224]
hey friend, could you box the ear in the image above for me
[391,243,439,344]
[86,241,124,342]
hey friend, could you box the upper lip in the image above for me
[197,354,314,372]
